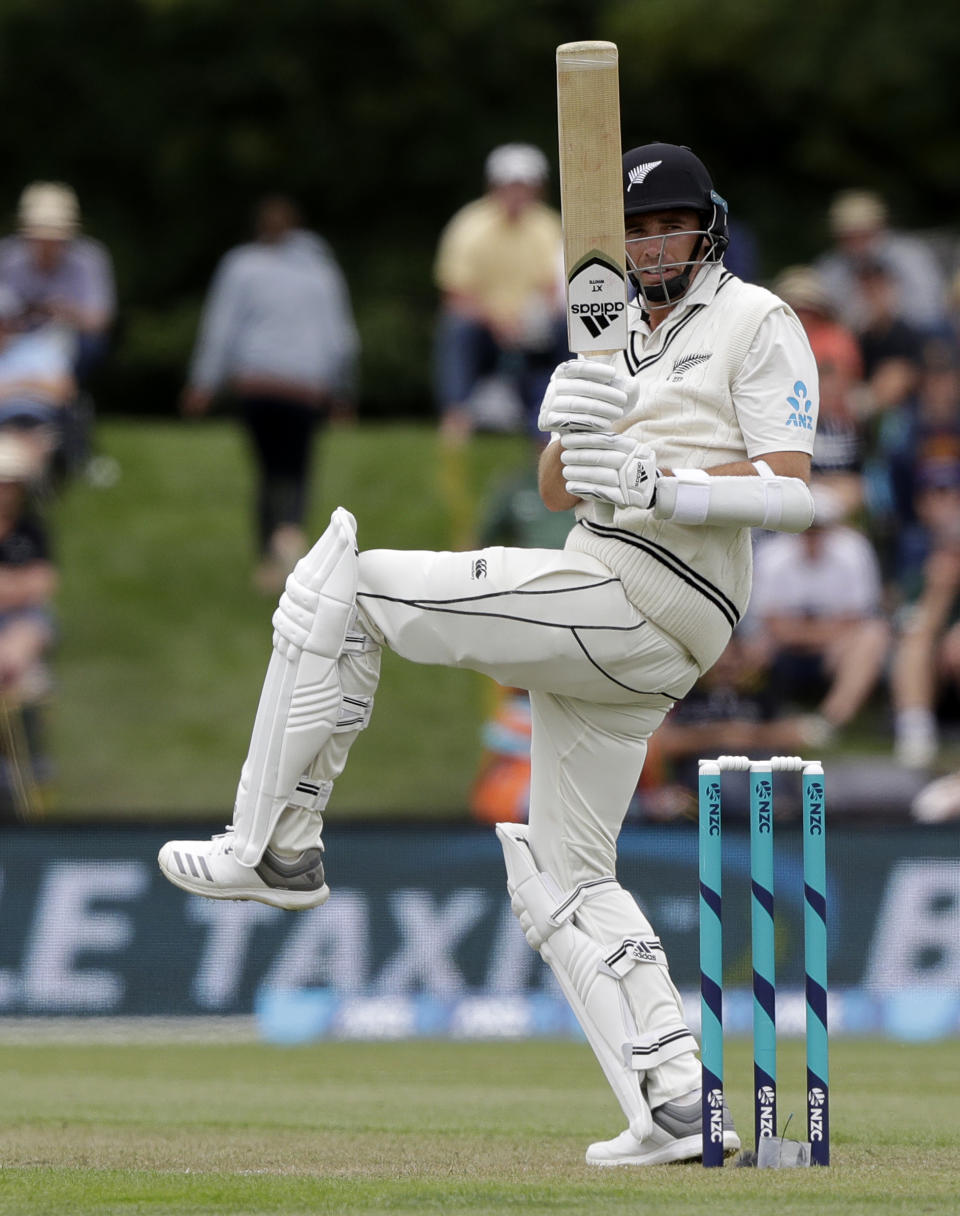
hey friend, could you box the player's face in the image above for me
[624,208,704,285]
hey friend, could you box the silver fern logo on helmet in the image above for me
[627,160,663,190]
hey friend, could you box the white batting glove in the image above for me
[537,359,635,434]
[560,432,659,509]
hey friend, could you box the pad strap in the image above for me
[286,777,333,814]
[625,1024,699,1072]
[335,694,374,733]
[342,610,379,653]
[550,876,621,926]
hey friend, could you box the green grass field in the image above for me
[0,1038,956,1215]
[45,419,531,819]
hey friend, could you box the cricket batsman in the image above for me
[159,143,820,1165]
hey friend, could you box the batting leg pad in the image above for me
[232,508,360,867]
[497,823,695,1140]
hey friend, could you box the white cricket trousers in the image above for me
[340,543,703,1107]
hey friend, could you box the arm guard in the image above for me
[652,468,815,533]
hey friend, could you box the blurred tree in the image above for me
[0,0,955,418]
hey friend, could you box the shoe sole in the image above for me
[586,1131,740,1167]
[159,863,330,910]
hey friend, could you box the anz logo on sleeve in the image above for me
[785,380,815,430]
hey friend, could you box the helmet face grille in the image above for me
[624,228,709,307]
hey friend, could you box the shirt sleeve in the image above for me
[731,306,820,458]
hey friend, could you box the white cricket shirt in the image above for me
[567,261,819,671]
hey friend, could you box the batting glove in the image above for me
[537,359,636,434]
[560,432,659,509]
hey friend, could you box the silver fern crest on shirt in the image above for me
[668,352,712,382]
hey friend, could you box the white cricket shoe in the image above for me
[586,1090,740,1166]
[158,828,330,910]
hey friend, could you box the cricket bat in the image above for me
[556,40,627,356]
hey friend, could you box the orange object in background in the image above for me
[469,687,533,823]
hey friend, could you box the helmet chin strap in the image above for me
[640,267,694,306]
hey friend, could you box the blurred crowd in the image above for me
[0,181,116,817]
[3,154,960,826]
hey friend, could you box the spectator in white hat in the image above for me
[0,182,116,385]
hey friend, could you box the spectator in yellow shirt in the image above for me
[433,144,569,444]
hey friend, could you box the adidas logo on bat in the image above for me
[578,313,613,339]
[572,299,625,339]
[627,160,662,189]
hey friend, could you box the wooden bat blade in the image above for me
[556,40,627,355]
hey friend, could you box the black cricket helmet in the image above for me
[621,142,729,305]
